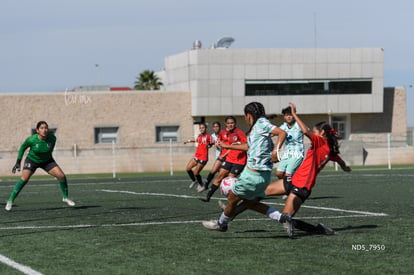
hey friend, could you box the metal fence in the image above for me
[0,134,412,177]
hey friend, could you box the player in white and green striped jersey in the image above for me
[276,106,304,180]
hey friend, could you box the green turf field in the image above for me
[0,167,413,274]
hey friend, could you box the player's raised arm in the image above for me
[289,102,312,139]
[270,127,287,163]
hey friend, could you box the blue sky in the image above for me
[1,0,413,126]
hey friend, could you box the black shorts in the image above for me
[216,156,226,162]
[221,161,245,176]
[283,176,311,202]
[194,157,207,165]
[23,157,58,173]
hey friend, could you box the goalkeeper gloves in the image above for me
[12,159,21,173]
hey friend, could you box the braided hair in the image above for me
[314,121,340,156]
[244,102,267,134]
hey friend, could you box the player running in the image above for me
[6,121,75,211]
[184,123,213,189]
[197,121,226,192]
[202,102,287,232]
[202,102,351,238]
[198,116,247,202]
[263,102,351,237]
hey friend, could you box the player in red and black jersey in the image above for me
[225,103,351,237]
[263,103,351,237]
[199,116,247,202]
[184,123,213,189]
[197,122,229,193]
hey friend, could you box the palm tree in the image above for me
[134,70,163,90]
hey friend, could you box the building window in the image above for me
[332,117,347,139]
[156,126,179,142]
[94,127,119,144]
[245,79,372,96]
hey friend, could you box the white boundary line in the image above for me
[0,189,388,232]
[99,189,388,217]
[0,254,43,275]
[0,214,380,231]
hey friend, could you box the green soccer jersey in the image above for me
[247,117,276,171]
[279,121,304,159]
[17,133,56,163]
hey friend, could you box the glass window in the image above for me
[156,126,179,142]
[94,127,119,144]
[245,79,372,96]
[332,117,347,139]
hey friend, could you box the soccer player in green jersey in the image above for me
[202,102,289,232]
[5,121,75,211]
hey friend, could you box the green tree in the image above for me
[134,70,163,90]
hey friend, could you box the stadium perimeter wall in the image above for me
[0,89,411,176]
[0,91,195,176]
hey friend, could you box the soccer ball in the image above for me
[220,176,237,196]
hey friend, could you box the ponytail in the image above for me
[244,102,266,134]
[314,121,340,156]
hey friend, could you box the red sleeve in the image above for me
[208,134,214,145]
[236,128,247,143]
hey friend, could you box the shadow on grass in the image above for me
[307,196,342,200]
[333,224,378,232]
[227,224,379,239]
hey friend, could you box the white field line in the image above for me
[0,214,381,231]
[99,189,388,217]
[0,254,43,275]
[0,188,388,232]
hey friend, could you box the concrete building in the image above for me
[161,47,411,165]
[0,91,194,175]
[0,47,411,175]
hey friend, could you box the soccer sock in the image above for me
[266,207,282,221]
[8,179,28,202]
[59,177,69,198]
[206,184,219,200]
[232,197,262,220]
[187,170,196,181]
[205,172,216,187]
[231,202,248,220]
[195,174,203,186]
[218,212,231,226]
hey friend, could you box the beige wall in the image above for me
[0,87,410,176]
[0,90,195,175]
[350,87,407,135]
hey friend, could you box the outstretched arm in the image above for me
[336,156,352,172]
[183,138,195,144]
[289,102,313,140]
[220,141,248,151]
[271,127,287,162]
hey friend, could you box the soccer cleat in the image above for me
[279,213,294,238]
[197,185,206,193]
[189,181,197,189]
[62,198,76,207]
[315,223,336,235]
[5,201,13,211]
[202,220,228,232]
[217,200,227,210]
